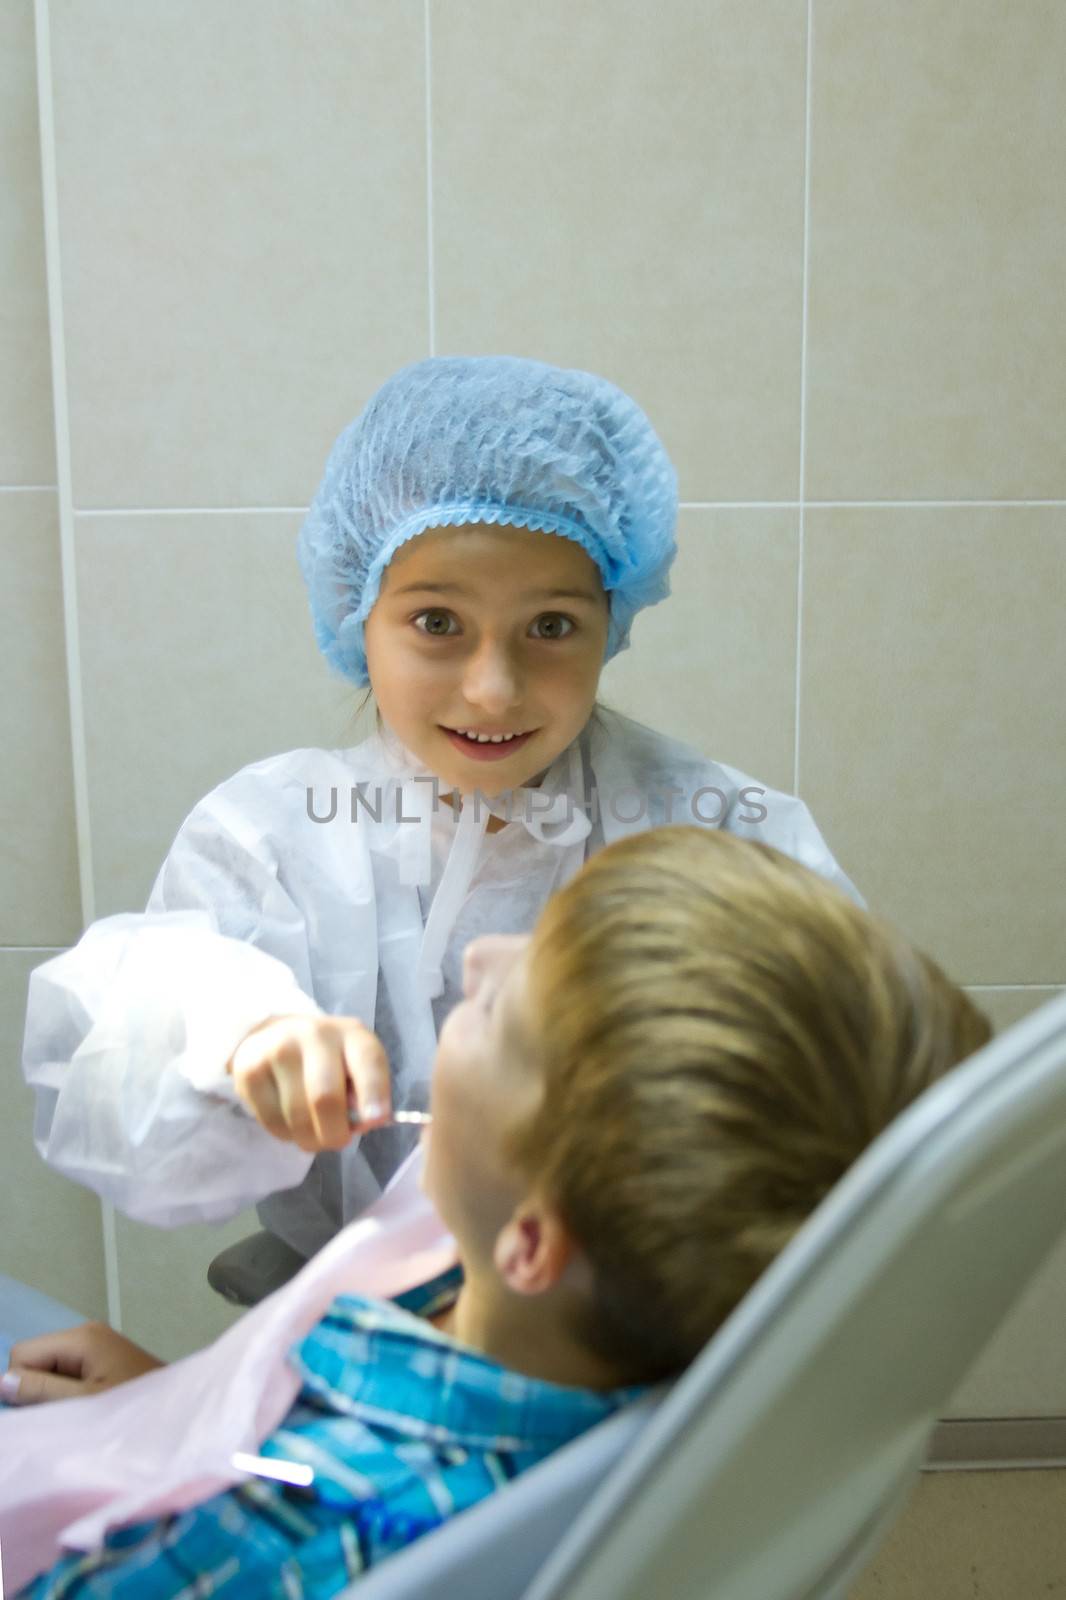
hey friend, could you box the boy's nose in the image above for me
[462,934,530,998]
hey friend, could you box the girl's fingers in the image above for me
[230,1014,392,1147]
[1,1365,91,1405]
[236,1065,291,1143]
[229,1021,294,1140]
[341,1022,392,1132]
[274,1058,319,1151]
[299,1034,351,1150]
[7,1329,88,1378]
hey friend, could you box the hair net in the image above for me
[297,355,678,686]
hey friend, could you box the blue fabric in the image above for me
[22,1267,647,1597]
[297,355,678,685]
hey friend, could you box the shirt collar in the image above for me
[288,1284,649,1456]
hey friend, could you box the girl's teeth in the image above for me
[454,729,521,744]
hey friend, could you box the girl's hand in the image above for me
[1,1323,164,1405]
[227,1014,392,1151]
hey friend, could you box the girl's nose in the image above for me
[461,640,523,713]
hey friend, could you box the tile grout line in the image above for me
[1,947,70,954]
[34,0,122,1333]
[966,985,1066,993]
[0,952,1060,990]
[424,0,436,358]
[684,499,1066,510]
[76,505,311,517]
[793,0,814,798]
[65,499,1066,517]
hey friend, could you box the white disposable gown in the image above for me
[23,709,862,1258]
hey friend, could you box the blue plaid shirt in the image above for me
[21,1268,647,1598]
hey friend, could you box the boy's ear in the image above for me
[493,1198,580,1297]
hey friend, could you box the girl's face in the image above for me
[421,934,537,1262]
[363,524,610,797]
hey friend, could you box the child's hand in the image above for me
[227,1014,392,1151]
[1,1323,164,1405]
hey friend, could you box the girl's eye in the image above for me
[414,609,459,637]
[530,613,575,640]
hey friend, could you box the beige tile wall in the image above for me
[0,0,53,482]
[6,0,1064,1406]
[1,0,107,1326]
[49,0,430,508]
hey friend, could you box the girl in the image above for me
[22,355,861,1271]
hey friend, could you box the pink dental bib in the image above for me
[0,1150,457,1594]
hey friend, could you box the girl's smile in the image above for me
[440,726,538,762]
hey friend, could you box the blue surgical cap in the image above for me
[297,355,678,686]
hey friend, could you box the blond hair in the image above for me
[504,826,991,1383]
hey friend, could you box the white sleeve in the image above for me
[21,790,327,1227]
[723,779,867,911]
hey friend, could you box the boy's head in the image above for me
[422,826,992,1385]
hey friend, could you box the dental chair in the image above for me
[208,1229,307,1305]
[339,990,1066,1600]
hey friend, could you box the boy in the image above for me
[6,828,989,1597]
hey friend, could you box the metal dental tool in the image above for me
[347,1103,432,1128]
